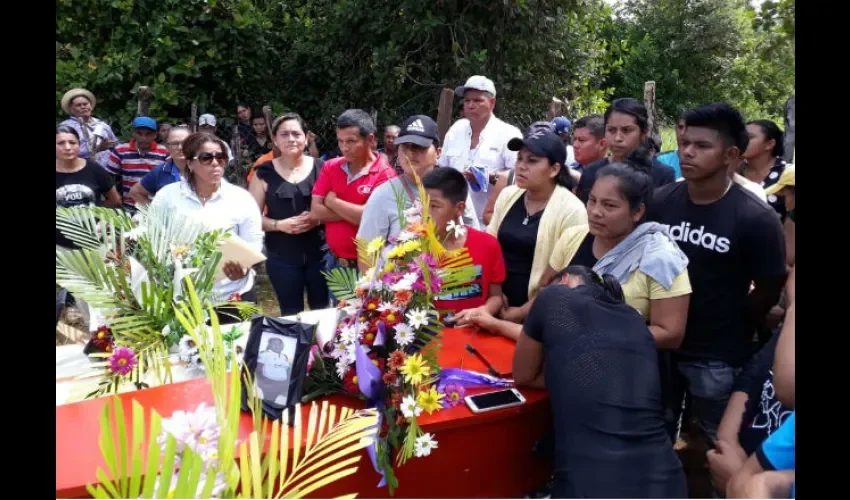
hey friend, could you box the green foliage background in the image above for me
[56,0,794,147]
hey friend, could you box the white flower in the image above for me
[406,308,429,329]
[161,323,172,338]
[447,218,467,239]
[414,433,438,457]
[341,299,362,316]
[394,323,415,346]
[159,403,219,465]
[356,269,375,288]
[339,324,357,344]
[397,230,417,242]
[400,395,422,419]
[402,272,419,282]
[406,214,422,224]
[391,278,415,292]
[190,353,205,371]
[378,301,396,313]
[330,343,347,360]
[178,335,198,362]
[344,344,357,364]
[335,358,350,379]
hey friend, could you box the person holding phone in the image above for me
[151,132,263,323]
[514,265,686,498]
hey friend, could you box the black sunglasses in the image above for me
[194,152,228,165]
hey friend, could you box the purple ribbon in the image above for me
[355,341,383,400]
[374,321,386,347]
[365,408,387,487]
[437,368,514,389]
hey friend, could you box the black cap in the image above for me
[395,115,439,148]
[507,129,567,167]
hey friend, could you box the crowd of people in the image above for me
[56,75,796,498]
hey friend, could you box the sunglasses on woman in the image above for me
[193,152,228,165]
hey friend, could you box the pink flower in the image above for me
[440,383,466,408]
[107,347,138,376]
[307,345,321,372]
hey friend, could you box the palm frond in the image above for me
[56,207,134,250]
[355,238,377,270]
[323,267,361,301]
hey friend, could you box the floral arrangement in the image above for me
[308,171,478,492]
[55,204,256,399]
[87,279,379,499]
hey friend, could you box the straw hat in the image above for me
[61,88,96,115]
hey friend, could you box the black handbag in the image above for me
[240,315,314,422]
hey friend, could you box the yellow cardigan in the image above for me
[488,185,588,300]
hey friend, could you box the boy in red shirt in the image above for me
[312,109,395,268]
[424,168,506,317]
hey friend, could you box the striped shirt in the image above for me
[103,140,169,208]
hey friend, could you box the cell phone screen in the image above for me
[468,389,522,410]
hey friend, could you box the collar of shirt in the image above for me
[178,179,226,205]
[340,154,383,184]
[128,139,162,158]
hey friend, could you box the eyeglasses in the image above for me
[166,141,184,148]
[194,152,228,165]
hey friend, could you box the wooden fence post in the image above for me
[436,88,456,143]
[644,81,659,141]
[136,86,153,117]
[783,95,795,163]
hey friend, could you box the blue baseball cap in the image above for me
[131,116,157,131]
[551,116,571,135]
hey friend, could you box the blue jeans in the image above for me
[265,254,329,316]
[674,357,741,445]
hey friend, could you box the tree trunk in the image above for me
[436,88,456,143]
[136,86,153,117]
[783,95,795,163]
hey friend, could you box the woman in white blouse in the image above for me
[151,132,263,323]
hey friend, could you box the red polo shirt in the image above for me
[313,154,395,259]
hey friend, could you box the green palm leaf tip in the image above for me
[322,267,360,301]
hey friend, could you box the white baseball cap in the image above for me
[455,75,497,97]
[199,113,217,127]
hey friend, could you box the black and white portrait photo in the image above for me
[254,333,298,407]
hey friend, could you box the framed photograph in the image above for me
[241,315,314,421]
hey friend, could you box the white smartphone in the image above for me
[464,388,526,413]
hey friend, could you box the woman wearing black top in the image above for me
[576,98,676,203]
[248,113,329,315]
[56,125,121,249]
[741,119,788,219]
[515,265,687,498]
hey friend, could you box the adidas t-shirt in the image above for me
[646,182,785,365]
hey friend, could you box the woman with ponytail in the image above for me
[513,264,687,499]
[486,127,587,323]
[576,97,676,203]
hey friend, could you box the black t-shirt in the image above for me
[577,157,676,203]
[256,159,325,261]
[731,334,794,455]
[56,161,115,248]
[646,182,786,365]
[497,194,543,307]
[524,285,687,498]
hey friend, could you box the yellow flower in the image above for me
[401,240,422,254]
[367,236,385,255]
[400,353,431,386]
[387,245,407,259]
[417,386,444,414]
[384,261,396,273]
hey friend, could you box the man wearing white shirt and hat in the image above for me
[438,75,522,226]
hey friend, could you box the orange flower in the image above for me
[393,290,413,306]
[388,350,407,370]
[407,222,427,235]
[383,371,398,385]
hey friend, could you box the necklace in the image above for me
[522,195,548,225]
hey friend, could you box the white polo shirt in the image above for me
[438,115,522,224]
[151,180,263,302]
